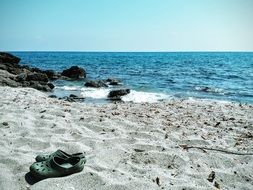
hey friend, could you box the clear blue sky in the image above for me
[0,0,253,51]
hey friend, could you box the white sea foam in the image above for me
[195,86,224,94]
[56,86,80,91]
[80,87,169,103]
[81,88,110,99]
[122,90,170,103]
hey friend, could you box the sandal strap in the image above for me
[49,156,67,172]
[55,150,69,159]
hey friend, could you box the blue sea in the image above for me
[12,52,253,104]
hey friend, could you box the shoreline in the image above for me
[0,86,252,189]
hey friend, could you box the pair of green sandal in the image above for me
[30,150,86,179]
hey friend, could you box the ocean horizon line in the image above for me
[6,50,253,53]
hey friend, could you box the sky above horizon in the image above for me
[0,0,253,51]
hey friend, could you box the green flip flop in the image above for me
[35,149,85,162]
[30,156,86,179]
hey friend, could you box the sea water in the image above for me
[13,52,253,104]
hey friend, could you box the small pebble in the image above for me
[2,122,8,126]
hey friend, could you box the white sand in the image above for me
[0,86,253,190]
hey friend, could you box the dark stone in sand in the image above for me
[69,94,78,98]
[48,95,57,98]
[61,66,86,79]
[106,78,120,85]
[69,94,85,101]
[0,52,21,64]
[84,80,108,88]
[207,171,215,182]
[108,89,130,100]
[65,97,76,102]
[2,122,8,126]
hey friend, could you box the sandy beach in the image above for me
[0,86,253,190]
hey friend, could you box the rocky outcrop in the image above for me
[43,70,60,80]
[0,52,21,64]
[61,66,86,79]
[108,89,130,100]
[26,73,49,82]
[0,52,115,94]
[84,80,108,88]
[30,81,52,92]
[0,70,19,87]
[0,52,54,92]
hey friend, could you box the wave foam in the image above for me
[80,87,170,103]
[122,90,170,103]
[195,86,224,94]
[56,86,80,91]
[81,88,110,99]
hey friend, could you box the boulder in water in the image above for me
[108,89,130,100]
[61,66,86,79]
[84,80,108,88]
[47,82,55,89]
[106,78,120,85]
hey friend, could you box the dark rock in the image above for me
[48,95,57,98]
[20,65,30,70]
[66,97,76,102]
[0,52,58,92]
[155,177,160,186]
[30,67,43,73]
[6,65,22,75]
[21,81,30,87]
[0,70,19,87]
[16,73,27,82]
[207,171,215,182]
[84,80,108,88]
[61,66,86,79]
[2,122,8,126]
[47,83,55,89]
[43,70,59,80]
[108,89,130,100]
[214,181,220,189]
[58,75,72,80]
[0,64,7,71]
[30,81,51,92]
[0,52,20,64]
[106,78,120,85]
[69,94,85,101]
[69,94,78,98]
[27,73,49,82]
[134,149,145,152]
